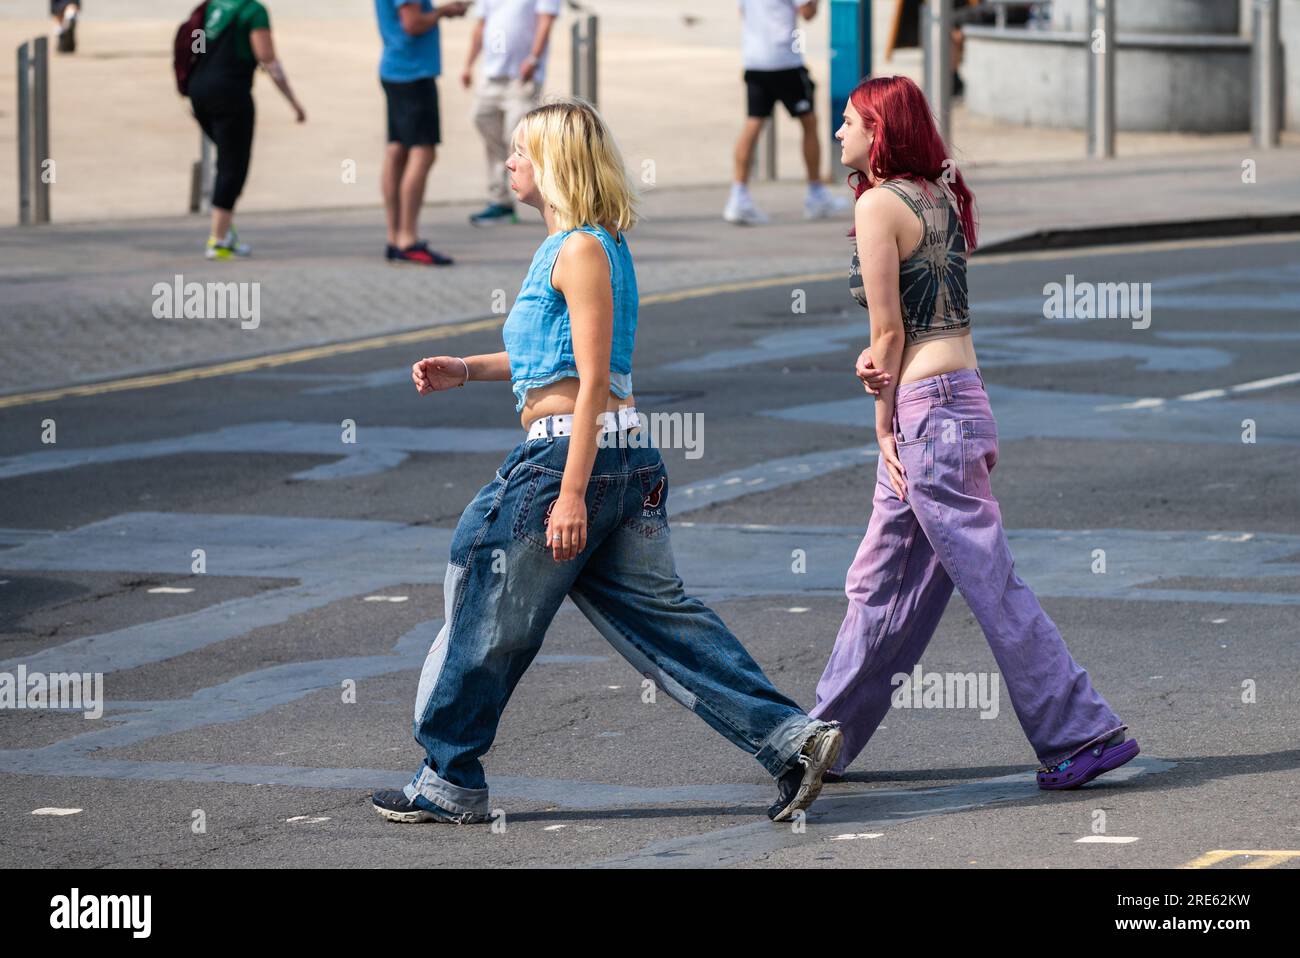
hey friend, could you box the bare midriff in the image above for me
[519,377,636,431]
[896,330,978,387]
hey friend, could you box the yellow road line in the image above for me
[4,230,1297,410]
[1180,849,1300,869]
[0,317,506,410]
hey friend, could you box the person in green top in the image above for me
[187,0,307,259]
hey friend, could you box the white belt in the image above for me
[527,406,639,440]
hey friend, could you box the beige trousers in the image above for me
[472,75,541,207]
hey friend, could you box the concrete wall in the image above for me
[1052,0,1239,35]
[1286,0,1300,129]
[963,30,1250,132]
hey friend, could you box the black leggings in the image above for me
[191,94,255,212]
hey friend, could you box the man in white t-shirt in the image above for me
[463,0,562,225]
[724,0,848,225]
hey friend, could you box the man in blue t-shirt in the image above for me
[375,0,470,265]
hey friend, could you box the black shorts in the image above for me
[744,66,815,119]
[382,76,441,147]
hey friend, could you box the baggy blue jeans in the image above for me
[404,427,833,820]
[810,367,1125,774]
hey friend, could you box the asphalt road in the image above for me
[2,232,1299,868]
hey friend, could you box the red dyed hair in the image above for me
[845,75,978,252]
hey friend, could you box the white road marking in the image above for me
[1075,835,1140,844]
[831,833,884,841]
[1096,371,1300,411]
[32,807,82,816]
[787,607,810,613]
[363,595,408,603]
[285,815,331,824]
[148,587,194,594]
[544,824,567,831]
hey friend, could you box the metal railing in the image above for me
[926,0,1285,160]
[16,36,51,225]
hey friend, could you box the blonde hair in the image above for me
[515,97,640,233]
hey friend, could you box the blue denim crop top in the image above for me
[502,223,637,412]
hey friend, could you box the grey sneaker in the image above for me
[767,722,843,822]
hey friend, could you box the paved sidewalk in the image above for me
[2,0,1295,225]
[3,144,1299,397]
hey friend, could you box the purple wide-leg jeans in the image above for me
[809,366,1125,774]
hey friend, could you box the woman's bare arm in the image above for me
[462,351,512,381]
[856,189,910,499]
[546,232,614,560]
[249,29,305,121]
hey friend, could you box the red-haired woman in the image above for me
[813,75,1138,789]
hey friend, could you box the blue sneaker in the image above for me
[469,203,519,226]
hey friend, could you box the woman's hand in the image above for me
[545,491,587,562]
[855,349,892,395]
[411,356,467,394]
[877,431,908,502]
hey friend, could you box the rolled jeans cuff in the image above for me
[754,713,833,777]
[405,764,491,822]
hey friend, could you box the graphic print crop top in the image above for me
[849,177,971,345]
[501,223,638,412]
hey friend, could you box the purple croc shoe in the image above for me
[1037,731,1140,790]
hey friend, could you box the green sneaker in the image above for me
[205,230,251,260]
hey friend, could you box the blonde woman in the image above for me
[371,99,842,826]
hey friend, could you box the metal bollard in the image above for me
[570,14,598,106]
[15,37,51,225]
[1251,0,1281,148]
[16,42,31,226]
[920,0,952,142]
[1086,0,1115,159]
[763,116,777,180]
[32,36,50,223]
[190,133,215,214]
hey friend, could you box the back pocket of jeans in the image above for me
[623,465,669,538]
[959,418,998,499]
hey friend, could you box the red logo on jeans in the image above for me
[643,476,665,510]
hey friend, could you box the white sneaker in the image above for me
[723,193,770,225]
[805,190,851,220]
